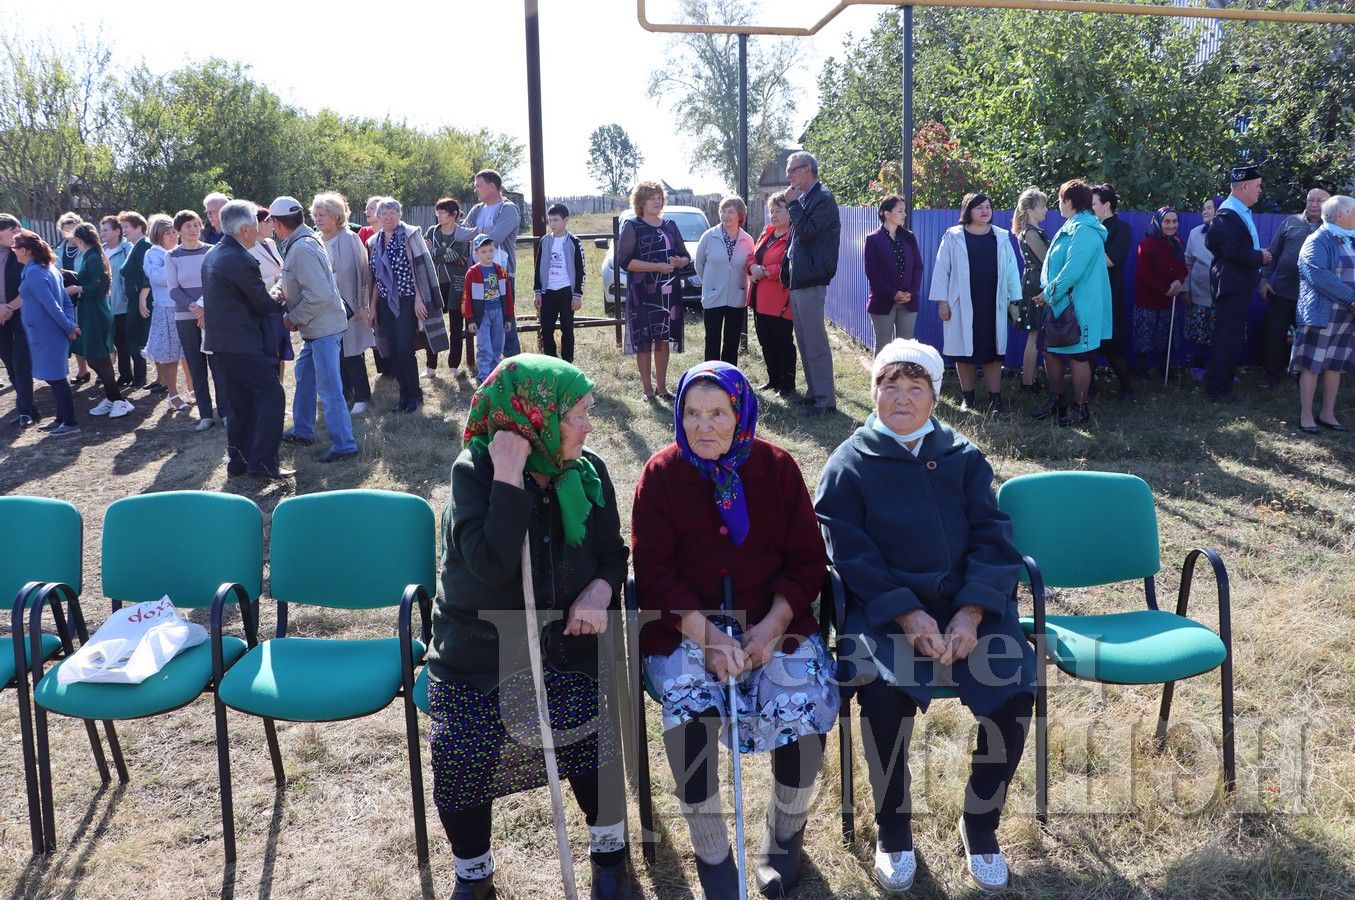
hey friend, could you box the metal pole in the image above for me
[738,33,749,202]
[525,0,547,238]
[902,5,914,219]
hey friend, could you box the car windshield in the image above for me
[668,212,711,242]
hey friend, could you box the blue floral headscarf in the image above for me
[673,362,758,547]
[1147,206,1186,260]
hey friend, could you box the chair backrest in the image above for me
[269,489,436,609]
[102,492,263,607]
[996,471,1160,589]
[0,496,82,602]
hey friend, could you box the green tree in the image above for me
[586,124,644,196]
[647,0,802,192]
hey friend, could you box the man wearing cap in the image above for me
[1204,164,1273,401]
[201,199,290,480]
[268,196,358,463]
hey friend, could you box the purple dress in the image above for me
[619,217,685,355]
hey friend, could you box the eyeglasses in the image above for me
[786,164,809,174]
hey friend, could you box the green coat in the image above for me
[70,248,114,359]
[1041,211,1113,355]
[427,446,630,693]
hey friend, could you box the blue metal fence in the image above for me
[826,206,1293,368]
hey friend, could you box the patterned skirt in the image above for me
[1185,304,1215,346]
[1290,303,1355,375]
[427,669,620,812]
[142,306,184,364]
[644,625,839,754]
[624,284,684,355]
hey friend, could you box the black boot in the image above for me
[754,821,806,898]
[590,856,633,900]
[450,875,496,900]
[1030,394,1065,421]
[695,849,741,899]
[961,388,977,410]
[1058,402,1091,427]
[986,391,1005,413]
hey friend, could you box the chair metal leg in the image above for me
[636,693,655,866]
[1036,666,1049,827]
[33,705,57,853]
[262,718,285,784]
[101,721,129,783]
[1154,681,1177,751]
[402,692,430,873]
[81,719,112,783]
[214,695,237,866]
[1221,649,1236,795]
[839,695,854,845]
[14,679,45,855]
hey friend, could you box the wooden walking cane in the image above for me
[520,533,579,899]
[721,574,748,900]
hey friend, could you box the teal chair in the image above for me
[215,490,435,871]
[2,497,113,855]
[28,491,264,861]
[996,471,1234,817]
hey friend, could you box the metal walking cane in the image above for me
[520,533,579,899]
[721,574,748,900]
[1164,294,1178,386]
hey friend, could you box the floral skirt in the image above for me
[1185,304,1215,346]
[428,669,620,812]
[142,306,184,364]
[644,627,838,754]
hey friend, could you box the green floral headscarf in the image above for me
[462,354,604,546]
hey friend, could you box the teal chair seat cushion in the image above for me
[34,637,247,719]
[413,665,430,714]
[1020,610,1226,684]
[1,634,63,688]
[218,637,426,722]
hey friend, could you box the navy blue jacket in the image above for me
[815,416,1036,717]
[1206,208,1266,298]
[786,181,840,289]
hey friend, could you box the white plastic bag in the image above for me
[58,596,208,685]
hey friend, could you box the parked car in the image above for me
[596,205,711,314]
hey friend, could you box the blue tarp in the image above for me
[826,206,1294,368]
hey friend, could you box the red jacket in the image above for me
[745,226,792,320]
[461,262,516,322]
[631,439,826,657]
[1134,234,1188,311]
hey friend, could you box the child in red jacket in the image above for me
[462,234,515,381]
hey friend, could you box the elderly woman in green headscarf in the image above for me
[426,354,632,900]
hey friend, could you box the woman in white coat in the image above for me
[693,196,755,365]
[931,193,1022,411]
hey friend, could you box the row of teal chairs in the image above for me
[4,489,436,873]
[627,471,1234,861]
[5,472,1235,881]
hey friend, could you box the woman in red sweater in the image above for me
[1133,207,1189,376]
[631,361,835,899]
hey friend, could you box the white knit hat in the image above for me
[872,339,944,397]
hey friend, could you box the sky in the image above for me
[3,0,888,197]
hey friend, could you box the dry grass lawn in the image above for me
[2,212,1354,898]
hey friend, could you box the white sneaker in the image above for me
[350,401,368,414]
[108,399,134,419]
[195,417,216,432]
[422,368,438,380]
[89,399,115,416]
[958,817,1009,892]
[874,844,917,893]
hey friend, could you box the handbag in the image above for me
[1042,295,1082,348]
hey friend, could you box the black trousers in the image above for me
[215,351,284,474]
[539,287,576,362]
[857,680,1033,854]
[176,320,230,419]
[755,312,797,393]
[703,306,743,365]
[1262,293,1297,383]
[437,762,626,863]
[1206,289,1250,398]
[0,314,37,418]
[340,353,371,403]
[377,295,422,408]
[663,708,825,806]
[436,282,475,370]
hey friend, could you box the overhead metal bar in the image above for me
[637,0,1355,34]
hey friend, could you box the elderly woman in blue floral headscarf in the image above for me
[632,361,835,899]
[426,354,631,900]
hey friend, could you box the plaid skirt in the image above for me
[1290,303,1355,374]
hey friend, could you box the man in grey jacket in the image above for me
[784,151,841,415]
[455,169,522,356]
[1259,186,1329,389]
[268,196,358,462]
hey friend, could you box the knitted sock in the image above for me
[679,794,730,865]
[453,849,495,882]
[589,821,627,869]
[768,781,816,843]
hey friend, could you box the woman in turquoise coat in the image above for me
[12,231,81,434]
[1033,179,1112,426]
[67,222,131,417]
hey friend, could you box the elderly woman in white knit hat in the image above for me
[814,338,1036,893]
